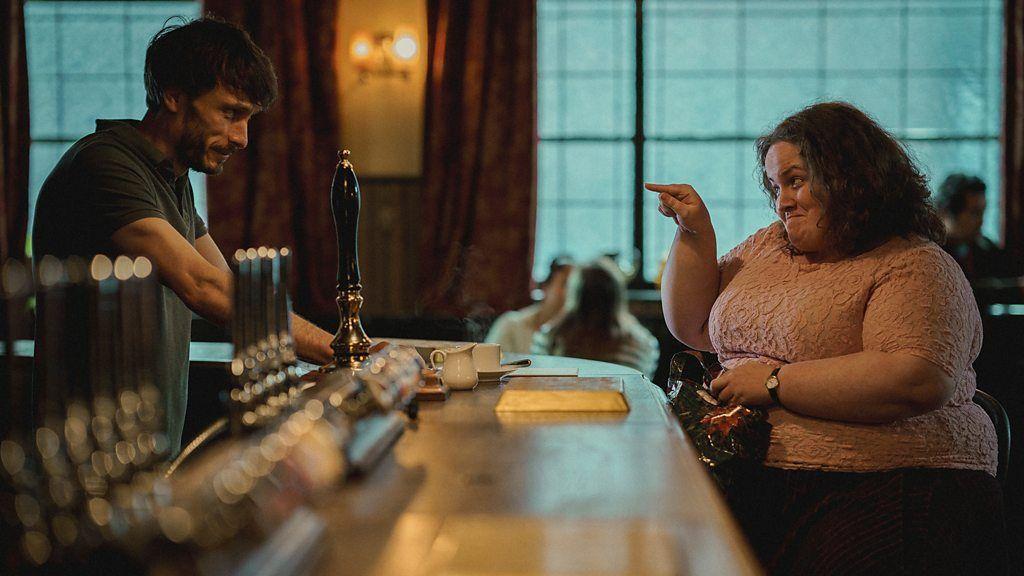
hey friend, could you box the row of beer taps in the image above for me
[228,246,301,433]
[1,249,424,573]
[1,255,171,568]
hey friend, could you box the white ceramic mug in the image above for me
[429,343,478,390]
[472,343,502,372]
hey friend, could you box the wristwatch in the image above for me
[765,366,782,405]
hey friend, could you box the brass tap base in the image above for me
[330,287,372,370]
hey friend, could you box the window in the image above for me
[25,0,204,253]
[537,0,1004,282]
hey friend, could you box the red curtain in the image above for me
[1005,0,1024,265]
[204,1,342,319]
[1,0,29,262]
[418,0,537,317]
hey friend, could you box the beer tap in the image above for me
[330,150,372,369]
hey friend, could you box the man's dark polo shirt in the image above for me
[33,119,208,454]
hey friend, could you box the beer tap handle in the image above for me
[332,150,361,290]
[262,248,277,361]
[36,256,67,424]
[278,247,295,359]
[244,248,259,364]
[329,150,372,368]
[112,256,134,394]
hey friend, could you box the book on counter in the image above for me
[494,377,629,413]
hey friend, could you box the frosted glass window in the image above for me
[24,1,204,253]
[537,0,1004,281]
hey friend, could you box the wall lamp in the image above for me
[349,27,420,82]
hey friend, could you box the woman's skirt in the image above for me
[725,465,1008,575]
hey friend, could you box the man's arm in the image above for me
[113,220,334,364]
[113,218,232,324]
[196,233,333,364]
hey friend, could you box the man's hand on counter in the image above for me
[291,313,335,366]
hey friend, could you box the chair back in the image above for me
[973,389,1011,487]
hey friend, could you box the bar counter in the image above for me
[296,350,761,575]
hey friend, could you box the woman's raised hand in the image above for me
[645,183,711,234]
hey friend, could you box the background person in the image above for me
[651,101,1006,574]
[485,256,573,354]
[936,173,1017,280]
[532,257,659,379]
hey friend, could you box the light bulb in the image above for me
[350,35,372,62]
[391,32,418,62]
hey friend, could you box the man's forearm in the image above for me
[290,312,334,365]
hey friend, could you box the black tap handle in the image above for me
[331,149,361,290]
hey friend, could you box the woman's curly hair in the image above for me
[755,101,945,256]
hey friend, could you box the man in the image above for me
[936,173,1015,280]
[32,17,333,453]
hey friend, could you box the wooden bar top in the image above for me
[310,353,762,575]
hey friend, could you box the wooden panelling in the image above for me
[356,177,422,316]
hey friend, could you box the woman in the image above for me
[532,257,659,379]
[650,102,1006,574]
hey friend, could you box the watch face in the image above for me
[766,375,779,390]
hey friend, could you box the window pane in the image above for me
[646,2,739,72]
[744,13,821,72]
[537,0,633,140]
[743,77,818,134]
[535,141,632,278]
[823,76,902,130]
[28,76,59,139]
[906,73,987,136]
[826,11,903,71]
[61,18,126,74]
[62,77,128,136]
[646,77,738,137]
[563,76,634,137]
[908,12,986,71]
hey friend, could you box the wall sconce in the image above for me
[350,27,420,82]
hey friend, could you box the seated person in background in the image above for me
[531,258,659,379]
[650,102,1006,574]
[936,173,1017,280]
[485,256,573,353]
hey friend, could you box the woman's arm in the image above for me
[710,352,955,424]
[647,183,719,351]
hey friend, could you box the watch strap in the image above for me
[766,366,782,404]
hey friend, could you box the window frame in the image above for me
[536,0,1004,287]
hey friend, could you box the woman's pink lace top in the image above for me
[709,222,997,476]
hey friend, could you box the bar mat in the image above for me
[495,377,629,413]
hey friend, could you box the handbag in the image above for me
[665,351,772,486]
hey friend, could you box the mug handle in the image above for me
[429,349,446,371]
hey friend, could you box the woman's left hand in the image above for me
[710,362,775,406]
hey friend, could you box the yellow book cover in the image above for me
[494,377,629,413]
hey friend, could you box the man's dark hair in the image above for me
[756,101,945,256]
[937,173,986,216]
[144,16,278,111]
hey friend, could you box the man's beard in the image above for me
[178,112,224,175]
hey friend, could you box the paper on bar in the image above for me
[495,377,629,413]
